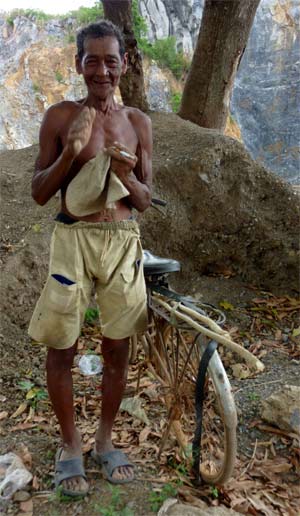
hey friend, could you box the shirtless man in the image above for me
[28,21,152,496]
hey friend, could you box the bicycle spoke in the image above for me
[155,316,175,386]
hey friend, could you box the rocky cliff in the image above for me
[0,16,85,150]
[140,0,299,183]
[0,0,299,183]
[0,14,181,151]
[231,0,300,183]
[140,0,204,53]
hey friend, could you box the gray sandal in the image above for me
[91,449,135,484]
[55,448,88,497]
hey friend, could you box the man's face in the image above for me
[76,36,127,99]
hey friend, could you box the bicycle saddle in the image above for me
[142,250,181,276]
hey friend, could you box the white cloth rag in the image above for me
[65,150,130,217]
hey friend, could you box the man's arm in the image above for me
[32,105,95,206]
[108,111,152,212]
[32,104,74,205]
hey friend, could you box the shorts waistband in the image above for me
[55,219,139,231]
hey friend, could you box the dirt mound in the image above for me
[140,113,299,293]
[0,145,55,368]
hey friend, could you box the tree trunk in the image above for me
[179,0,260,131]
[102,0,149,112]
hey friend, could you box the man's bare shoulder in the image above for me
[126,106,152,130]
[44,100,81,121]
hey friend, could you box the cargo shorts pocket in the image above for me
[120,267,137,306]
[119,242,144,307]
[46,274,78,314]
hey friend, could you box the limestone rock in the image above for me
[232,0,300,183]
[140,0,203,53]
[144,62,172,113]
[140,0,300,182]
[261,385,300,435]
[0,14,173,150]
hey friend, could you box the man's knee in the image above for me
[46,342,77,372]
[102,337,129,369]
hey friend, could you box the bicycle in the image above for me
[130,209,264,485]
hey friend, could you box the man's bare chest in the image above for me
[62,110,138,166]
[60,109,139,188]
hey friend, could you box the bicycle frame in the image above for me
[144,269,237,484]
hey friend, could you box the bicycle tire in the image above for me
[196,333,237,484]
[144,313,237,485]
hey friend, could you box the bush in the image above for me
[132,1,190,80]
[6,16,14,27]
[67,4,103,25]
[6,8,52,24]
[132,0,148,43]
[55,71,64,83]
[67,33,75,43]
[139,36,190,80]
[6,3,104,27]
[170,92,182,113]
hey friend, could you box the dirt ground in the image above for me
[0,144,299,516]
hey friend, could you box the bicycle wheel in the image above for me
[143,313,237,485]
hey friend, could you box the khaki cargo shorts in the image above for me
[28,220,148,349]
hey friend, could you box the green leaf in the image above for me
[26,386,41,400]
[18,380,35,391]
[32,223,41,233]
[219,300,234,311]
[85,307,100,324]
[292,327,300,338]
[210,485,219,499]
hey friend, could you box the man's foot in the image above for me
[55,445,89,496]
[92,445,134,484]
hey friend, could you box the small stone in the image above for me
[161,501,242,515]
[19,498,33,513]
[13,491,31,502]
[261,385,300,435]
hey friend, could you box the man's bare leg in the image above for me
[46,342,88,493]
[95,337,133,481]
